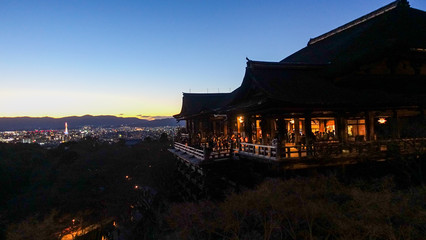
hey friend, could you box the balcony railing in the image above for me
[239,143,312,160]
[174,138,426,162]
[239,143,277,160]
[174,142,204,160]
[174,142,231,161]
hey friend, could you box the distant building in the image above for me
[171,0,426,166]
[64,122,69,135]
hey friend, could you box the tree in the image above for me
[159,133,168,143]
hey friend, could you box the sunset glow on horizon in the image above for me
[0,87,179,118]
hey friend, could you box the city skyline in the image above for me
[1,0,425,118]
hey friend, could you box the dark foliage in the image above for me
[0,139,176,239]
[167,176,426,240]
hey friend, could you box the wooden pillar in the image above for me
[229,115,235,136]
[202,118,209,139]
[244,115,253,143]
[188,119,193,144]
[304,114,313,156]
[294,118,300,144]
[192,119,199,145]
[224,119,228,136]
[304,115,312,143]
[365,111,375,141]
[392,110,400,139]
[276,118,285,160]
[336,114,347,143]
[260,117,269,145]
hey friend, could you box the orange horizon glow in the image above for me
[0,88,180,120]
[0,114,174,120]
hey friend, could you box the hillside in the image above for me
[0,115,184,131]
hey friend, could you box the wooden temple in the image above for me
[170,0,426,171]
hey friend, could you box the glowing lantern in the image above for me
[378,118,387,124]
[238,116,244,123]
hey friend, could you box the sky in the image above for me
[1,0,425,119]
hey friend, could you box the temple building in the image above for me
[171,0,426,168]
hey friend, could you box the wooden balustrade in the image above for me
[238,138,426,161]
[174,142,204,160]
[174,142,231,161]
[239,143,277,160]
[175,138,426,162]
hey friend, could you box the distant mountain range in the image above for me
[0,115,184,131]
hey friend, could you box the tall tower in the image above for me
[64,122,69,135]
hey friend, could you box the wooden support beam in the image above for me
[392,110,400,139]
[276,118,285,160]
[245,115,253,143]
[294,118,300,144]
[336,114,347,143]
[304,113,313,156]
[260,116,269,145]
[366,111,375,141]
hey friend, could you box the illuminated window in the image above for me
[347,119,366,138]
[311,120,320,133]
[326,120,335,132]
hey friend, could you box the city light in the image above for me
[0,126,177,147]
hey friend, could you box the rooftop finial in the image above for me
[397,0,410,7]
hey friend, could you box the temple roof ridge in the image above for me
[246,59,329,69]
[182,92,230,96]
[308,0,410,46]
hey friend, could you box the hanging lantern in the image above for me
[238,116,244,123]
[378,118,387,124]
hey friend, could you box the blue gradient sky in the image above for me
[1,0,425,118]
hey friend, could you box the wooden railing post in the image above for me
[304,113,313,156]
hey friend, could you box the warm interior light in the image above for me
[238,116,244,123]
[378,118,387,124]
[290,119,295,124]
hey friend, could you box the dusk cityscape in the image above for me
[0,124,178,146]
[1,0,426,239]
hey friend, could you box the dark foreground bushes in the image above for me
[0,138,176,240]
[167,176,426,240]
